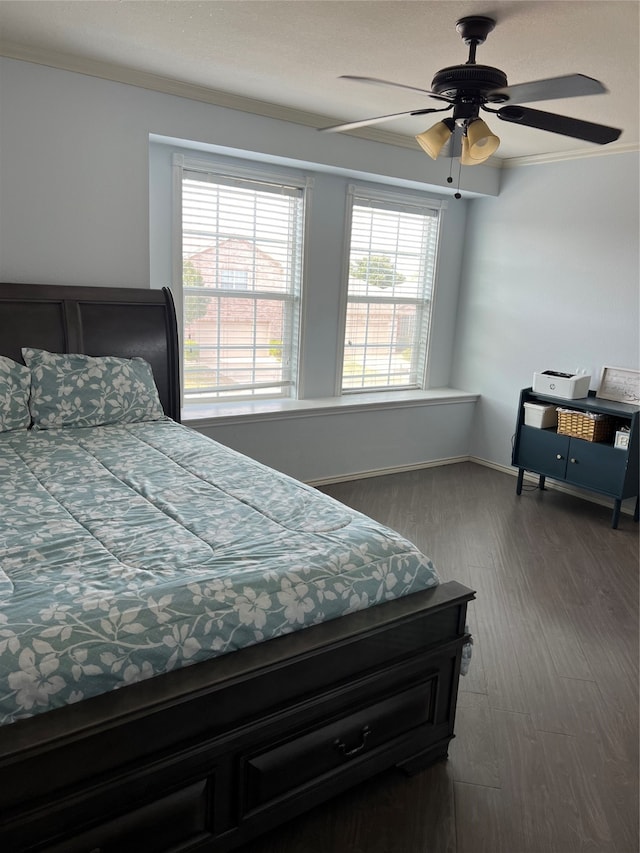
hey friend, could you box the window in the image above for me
[341,187,442,392]
[219,269,249,290]
[178,158,307,402]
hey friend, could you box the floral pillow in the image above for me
[0,355,31,432]
[22,348,165,429]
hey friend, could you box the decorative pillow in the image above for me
[0,355,31,432]
[22,348,165,429]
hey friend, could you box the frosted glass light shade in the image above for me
[415,119,455,160]
[466,119,500,162]
[460,136,475,166]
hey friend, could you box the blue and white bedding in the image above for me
[0,419,440,725]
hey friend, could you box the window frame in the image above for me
[172,153,312,406]
[337,184,445,396]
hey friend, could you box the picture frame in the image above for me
[596,366,640,405]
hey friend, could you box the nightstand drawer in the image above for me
[243,678,434,812]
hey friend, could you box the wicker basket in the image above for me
[556,408,614,442]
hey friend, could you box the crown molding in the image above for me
[501,141,639,168]
[2,40,633,169]
[0,40,424,151]
[0,40,502,162]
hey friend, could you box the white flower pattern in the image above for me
[0,356,31,432]
[22,348,164,429]
[8,648,66,711]
[0,420,440,725]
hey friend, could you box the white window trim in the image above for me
[173,152,314,192]
[335,183,446,396]
[183,387,478,428]
[172,153,313,408]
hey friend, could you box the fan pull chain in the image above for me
[447,157,463,199]
[454,157,463,199]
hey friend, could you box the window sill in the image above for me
[182,388,479,427]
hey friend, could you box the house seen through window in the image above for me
[181,165,305,402]
[342,189,442,392]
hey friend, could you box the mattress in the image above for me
[0,419,440,725]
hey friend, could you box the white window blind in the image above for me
[342,188,442,392]
[180,164,306,402]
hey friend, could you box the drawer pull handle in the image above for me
[334,725,371,758]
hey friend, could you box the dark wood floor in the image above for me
[239,462,639,853]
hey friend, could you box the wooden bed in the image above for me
[0,282,474,853]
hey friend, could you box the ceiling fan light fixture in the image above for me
[460,136,476,166]
[466,118,500,161]
[328,17,621,165]
[415,118,456,159]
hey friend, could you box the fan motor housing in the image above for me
[431,64,508,102]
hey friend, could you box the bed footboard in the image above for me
[0,581,473,853]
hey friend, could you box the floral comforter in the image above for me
[0,419,440,725]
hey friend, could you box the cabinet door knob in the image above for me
[556,454,564,460]
[570,457,577,464]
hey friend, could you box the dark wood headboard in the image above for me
[0,283,180,422]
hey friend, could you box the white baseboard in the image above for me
[310,454,636,518]
[471,456,636,517]
[306,455,471,487]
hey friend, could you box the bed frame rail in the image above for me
[0,581,473,853]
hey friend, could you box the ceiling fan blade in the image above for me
[320,107,451,133]
[496,105,622,144]
[490,74,607,105]
[339,75,451,102]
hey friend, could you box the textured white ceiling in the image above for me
[0,0,637,160]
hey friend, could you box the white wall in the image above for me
[4,57,635,485]
[452,152,639,468]
[0,57,490,480]
[200,400,477,483]
[0,57,498,290]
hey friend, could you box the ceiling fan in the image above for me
[320,16,622,163]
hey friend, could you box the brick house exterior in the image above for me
[184,239,420,393]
